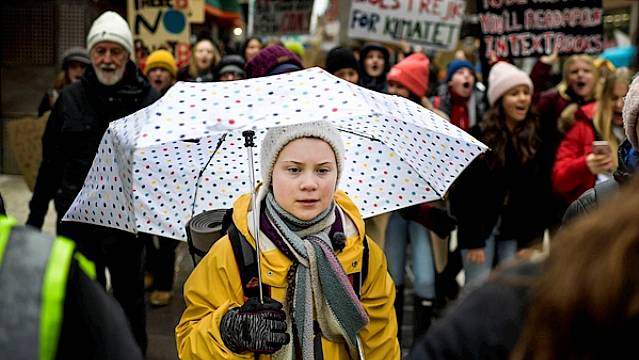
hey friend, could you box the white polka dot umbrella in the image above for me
[63,67,487,241]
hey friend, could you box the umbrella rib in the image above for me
[337,125,445,199]
[337,127,442,198]
[191,133,228,218]
[336,127,381,142]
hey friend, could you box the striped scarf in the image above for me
[264,192,369,359]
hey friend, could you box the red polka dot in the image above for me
[228,119,235,125]
[332,108,338,112]
[142,133,148,137]
[235,100,241,103]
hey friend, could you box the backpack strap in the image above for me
[227,223,270,300]
[228,221,370,300]
[349,235,370,298]
[362,235,369,283]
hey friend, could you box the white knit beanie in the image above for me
[260,121,345,190]
[623,74,639,149]
[86,11,134,55]
[487,61,534,106]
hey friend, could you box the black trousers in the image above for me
[58,221,147,354]
[143,233,179,291]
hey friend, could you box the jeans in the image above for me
[461,230,517,287]
[384,212,436,299]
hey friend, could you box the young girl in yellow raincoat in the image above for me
[176,121,401,359]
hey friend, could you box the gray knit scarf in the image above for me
[264,192,369,359]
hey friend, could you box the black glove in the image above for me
[421,207,457,239]
[220,296,289,354]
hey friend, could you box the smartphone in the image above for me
[592,140,611,156]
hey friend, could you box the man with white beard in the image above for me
[27,11,159,354]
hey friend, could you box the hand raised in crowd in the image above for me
[540,46,560,65]
[466,248,486,264]
[220,296,289,354]
[585,152,614,175]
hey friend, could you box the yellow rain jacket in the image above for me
[176,190,400,359]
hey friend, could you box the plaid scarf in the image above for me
[263,192,369,359]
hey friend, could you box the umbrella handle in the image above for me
[242,130,264,304]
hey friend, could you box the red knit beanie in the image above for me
[386,53,430,98]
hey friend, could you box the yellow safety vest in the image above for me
[0,216,95,360]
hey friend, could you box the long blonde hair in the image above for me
[188,38,221,78]
[557,55,598,102]
[592,68,631,168]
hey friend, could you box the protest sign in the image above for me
[127,0,204,68]
[253,0,314,36]
[347,0,466,51]
[477,0,603,58]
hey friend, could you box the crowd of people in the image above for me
[2,8,639,360]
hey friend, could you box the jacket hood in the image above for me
[231,188,366,249]
[358,43,390,92]
[614,139,638,183]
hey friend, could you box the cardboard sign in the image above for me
[477,0,604,58]
[253,0,314,36]
[6,113,49,191]
[127,0,202,67]
[347,0,466,51]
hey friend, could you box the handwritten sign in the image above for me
[127,0,203,67]
[253,0,314,36]
[347,0,466,51]
[477,0,604,58]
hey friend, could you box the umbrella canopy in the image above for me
[64,67,487,241]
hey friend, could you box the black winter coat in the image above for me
[27,61,160,228]
[449,124,554,250]
[410,261,541,360]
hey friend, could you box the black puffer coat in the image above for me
[27,61,160,228]
[449,124,555,250]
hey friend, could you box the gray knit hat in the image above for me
[623,74,639,149]
[260,121,345,190]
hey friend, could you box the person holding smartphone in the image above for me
[553,68,630,204]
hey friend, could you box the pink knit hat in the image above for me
[386,53,430,98]
[487,61,533,106]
